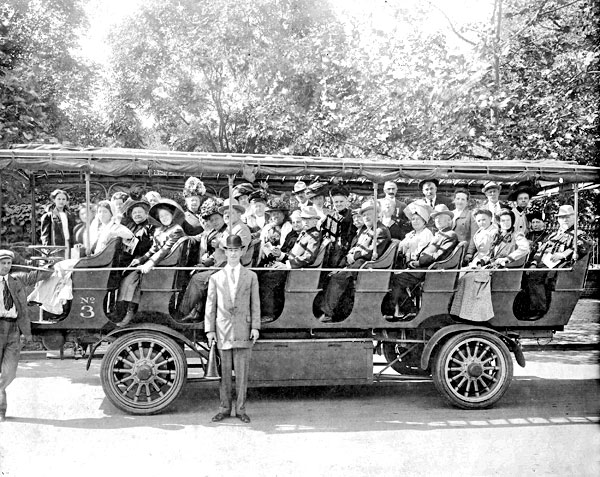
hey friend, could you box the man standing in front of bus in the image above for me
[0,250,51,422]
[205,235,260,424]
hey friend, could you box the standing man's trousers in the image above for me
[218,347,252,415]
[0,320,20,415]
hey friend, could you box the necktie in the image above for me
[230,269,236,286]
[3,278,14,311]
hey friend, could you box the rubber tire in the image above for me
[382,342,429,376]
[432,331,513,410]
[100,330,187,415]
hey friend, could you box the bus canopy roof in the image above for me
[0,144,597,185]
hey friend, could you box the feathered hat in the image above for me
[182,177,206,198]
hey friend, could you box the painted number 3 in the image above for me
[80,297,96,319]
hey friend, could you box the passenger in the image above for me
[523,205,591,318]
[507,180,536,235]
[73,203,98,250]
[40,189,76,256]
[479,181,507,220]
[259,206,322,323]
[450,209,530,322]
[212,198,252,266]
[291,180,310,210]
[525,211,550,259]
[382,181,408,221]
[415,179,453,208]
[396,202,434,269]
[463,209,499,266]
[245,189,269,236]
[119,200,154,265]
[88,200,134,255]
[178,198,228,323]
[451,188,477,244]
[304,182,331,224]
[181,176,206,236]
[317,201,391,323]
[110,191,129,222]
[232,183,255,214]
[378,198,404,240]
[144,191,162,207]
[351,208,364,232]
[118,199,186,327]
[383,204,458,321]
[321,186,357,267]
[261,198,292,246]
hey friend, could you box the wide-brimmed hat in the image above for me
[232,183,255,199]
[182,176,206,198]
[0,249,15,260]
[218,198,245,215]
[266,197,289,213]
[223,234,244,249]
[507,180,537,202]
[404,202,431,223]
[199,198,223,219]
[124,199,150,219]
[249,189,269,203]
[482,181,502,193]
[292,181,308,195]
[305,182,328,199]
[299,206,320,219]
[556,205,575,217]
[526,211,544,222]
[430,204,453,219]
[418,178,439,190]
[148,199,186,225]
[359,200,379,215]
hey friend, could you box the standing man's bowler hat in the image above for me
[224,235,243,249]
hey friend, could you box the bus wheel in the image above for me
[100,331,187,415]
[382,343,429,376]
[432,331,513,409]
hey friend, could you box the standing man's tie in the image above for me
[2,278,13,311]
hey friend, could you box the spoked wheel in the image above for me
[382,342,429,376]
[100,331,188,415]
[432,331,513,409]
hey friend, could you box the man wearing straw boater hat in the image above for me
[205,235,260,424]
[0,250,52,422]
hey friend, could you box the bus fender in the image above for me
[420,324,524,370]
[86,323,201,370]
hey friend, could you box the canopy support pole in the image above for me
[372,182,379,261]
[228,174,235,236]
[85,172,91,252]
[30,174,37,245]
[573,182,578,261]
[0,173,3,244]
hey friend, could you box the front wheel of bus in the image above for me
[432,331,513,409]
[100,331,187,415]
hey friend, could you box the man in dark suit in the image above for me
[205,235,261,424]
[417,179,453,209]
[0,250,52,421]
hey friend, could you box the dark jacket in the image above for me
[5,268,53,336]
[416,226,459,267]
[40,206,76,246]
[341,221,391,267]
[139,224,185,265]
[285,227,322,268]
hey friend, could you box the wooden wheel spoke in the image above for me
[126,346,139,362]
[450,356,466,366]
[455,376,468,390]
[473,343,490,361]
[473,379,480,397]
[151,382,164,396]
[482,372,498,382]
[450,372,466,382]
[155,357,175,367]
[146,343,155,359]
[115,375,135,385]
[456,349,468,362]
[154,375,170,385]
[117,356,135,367]
[122,381,136,395]
[151,348,167,363]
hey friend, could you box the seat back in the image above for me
[284,239,330,293]
[362,240,399,270]
[241,238,261,267]
[423,241,466,292]
[74,238,121,269]
[554,252,591,291]
[355,240,399,293]
[72,238,122,291]
[491,254,526,292]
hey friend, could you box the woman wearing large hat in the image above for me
[118,199,186,327]
[508,180,537,236]
[182,177,206,236]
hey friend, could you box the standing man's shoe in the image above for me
[237,413,251,423]
[211,412,228,422]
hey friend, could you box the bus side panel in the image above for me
[248,340,373,387]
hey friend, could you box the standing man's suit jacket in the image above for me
[205,267,261,350]
[7,269,53,337]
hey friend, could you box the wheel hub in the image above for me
[467,362,483,378]
[133,360,155,382]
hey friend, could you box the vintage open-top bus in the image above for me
[1,145,597,414]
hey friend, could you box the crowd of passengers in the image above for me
[34,176,591,326]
